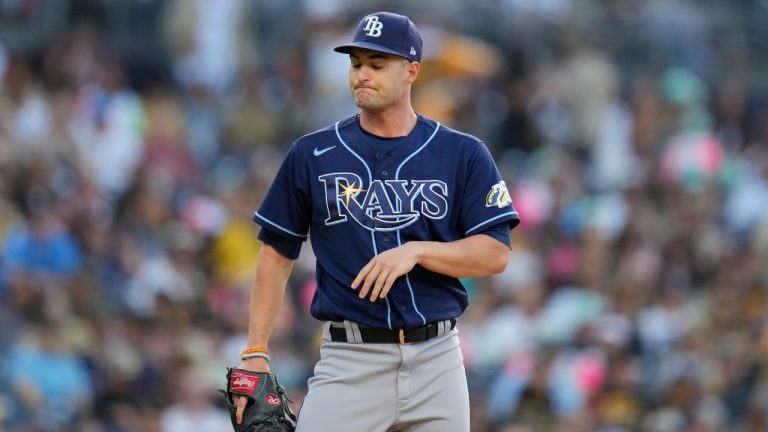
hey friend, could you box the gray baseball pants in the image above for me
[295,321,469,432]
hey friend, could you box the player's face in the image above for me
[348,49,418,111]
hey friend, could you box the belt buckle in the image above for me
[399,329,405,345]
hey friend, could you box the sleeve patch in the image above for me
[485,181,512,209]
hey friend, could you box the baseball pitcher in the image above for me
[223,11,520,432]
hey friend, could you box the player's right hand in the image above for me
[233,357,271,424]
[352,241,421,302]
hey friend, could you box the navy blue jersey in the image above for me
[253,114,519,330]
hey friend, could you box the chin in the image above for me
[355,98,385,110]
[354,100,373,110]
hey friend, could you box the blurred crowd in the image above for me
[1,0,767,431]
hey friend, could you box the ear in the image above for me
[405,61,420,85]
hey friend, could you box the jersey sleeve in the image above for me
[478,221,512,247]
[258,227,304,259]
[459,142,520,236]
[252,143,311,241]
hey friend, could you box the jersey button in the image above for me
[376,152,381,159]
[381,170,388,175]
[383,236,391,242]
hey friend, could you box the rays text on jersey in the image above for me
[319,173,448,231]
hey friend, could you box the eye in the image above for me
[371,64,383,70]
[351,62,361,69]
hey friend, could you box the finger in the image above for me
[369,270,389,301]
[351,260,374,289]
[369,269,389,302]
[358,264,381,299]
[379,273,399,299]
[236,395,248,424]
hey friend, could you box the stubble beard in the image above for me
[354,94,383,110]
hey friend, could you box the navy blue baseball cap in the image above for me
[334,12,423,62]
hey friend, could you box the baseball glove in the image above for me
[221,367,297,432]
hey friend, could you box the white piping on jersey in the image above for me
[335,121,394,329]
[334,122,373,186]
[254,211,307,238]
[465,210,519,234]
[394,123,442,179]
[397,231,427,326]
[371,230,392,328]
[394,122,441,327]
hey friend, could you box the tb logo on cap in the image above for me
[363,15,383,37]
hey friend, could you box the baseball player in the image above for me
[231,11,520,432]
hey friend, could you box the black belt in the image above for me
[329,319,456,344]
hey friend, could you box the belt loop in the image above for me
[350,321,363,343]
[399,329,405,345]
[343,321,357,343]
[322,321,332,341]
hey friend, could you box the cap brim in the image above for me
[334,42,410,60]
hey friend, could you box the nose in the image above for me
[355,65,371,82]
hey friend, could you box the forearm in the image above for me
[247,244,294,347]
[414,234,509,278]
[352,233,510,301]
[234,244,294,415]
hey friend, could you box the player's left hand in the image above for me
[351,242,422,302]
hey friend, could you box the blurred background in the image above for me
[0,0,767,431]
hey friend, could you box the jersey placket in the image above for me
[371,152,394,250]
[370,150,413,324]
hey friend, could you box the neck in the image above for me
[358,106,418,138]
